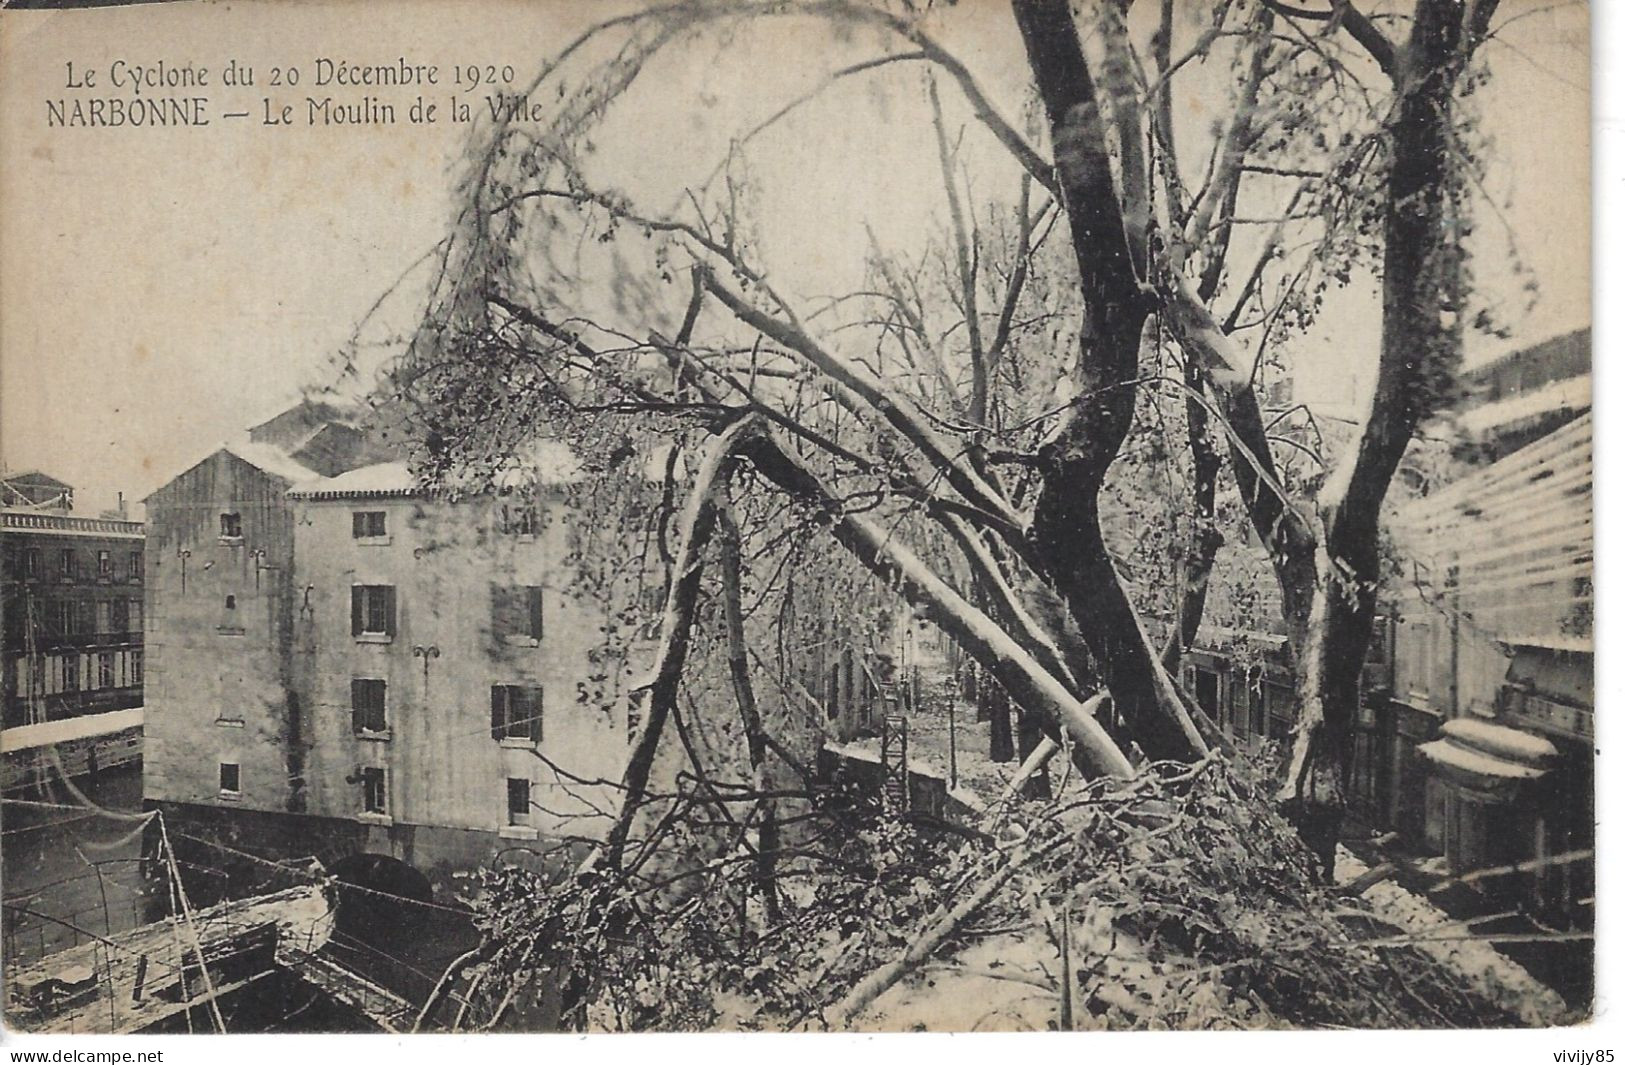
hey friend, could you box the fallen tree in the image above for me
[381,0,1551,1030]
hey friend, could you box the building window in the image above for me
[490,684,543,743]
[350,585,396,638]
[96,652,114,690]
[219,762,241,795]
[97,550,112,579]
[492,585,544,643]
[1193,668,1221,723]
[50,599,72,636]
[361,767,387,814]
[128,551,143,583]
[129,650,143,686]
[507,778,531,825]
[217,592,243,636]
[61,655,80,693]
[1263,680,1294,741]
[351,679,387,735]
[220,513,243,540]
[60,549,76,581]
[111,599,130,632]
[501,503,540,537]
[75,601,95,636]
[352,511,387,539]
[22,549,39,579]
[130,599,144,630]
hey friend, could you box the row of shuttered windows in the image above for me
[348,584,542,641]
[6,648,144,697]
[346,678,544,743]
[215,759,535,825]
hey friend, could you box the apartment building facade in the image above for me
[1,473,146,792]
[141,407,629,892]
[1,502,145,729]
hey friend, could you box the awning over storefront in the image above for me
[1417,717,1557,801]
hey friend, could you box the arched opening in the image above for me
[325,853,476,1008]
[328,853,433,943]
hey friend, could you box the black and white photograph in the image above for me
[0,0,1601,1045]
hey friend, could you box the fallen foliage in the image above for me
[456,754,1549,1031]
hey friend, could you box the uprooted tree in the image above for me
[376,0,1538,1030]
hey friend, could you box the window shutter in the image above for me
[490,585,507,637]
[382,586,397,636]
[351,679,365,734]
[353,513,367,538]
[529,686,544,742]
[351,587,363,636]
[527,587,543,641]
[490,686,504,740]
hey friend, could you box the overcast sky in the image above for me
[0,0,1590,505]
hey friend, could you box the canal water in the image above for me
[2,765,485,1032]
[3,765,152,966]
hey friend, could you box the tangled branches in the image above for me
[448,755,1525,1031]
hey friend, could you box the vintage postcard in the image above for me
[0,0,1594,1041]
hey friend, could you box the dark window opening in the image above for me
[350,585,397,638]
[351,678,387,734]
[1194,669,1220,721]
[507,777,531,825]
[97,652,114,689]
[111,598,130,632]
[224,595,236,610]
[492,585,544,641]
[219,763,240,794]
[361,767,387,814]
[129,650,143,686]
[220,513,243,539]
[352,511,387,539]
[97,551,112,579]
[1263,681,1294,742]
[60,550,76,581]
[502,503,540,537]
[22,549,39,578]
[61,656,80,693]
[128,551,143,583]
[75,601,95,636]
[490,684,543,742]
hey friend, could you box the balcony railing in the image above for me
[1,512,143,537]
[6,632,144,652]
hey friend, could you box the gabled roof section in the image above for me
[287,461,418,500]
[246,398,358,448]
[1,470,71,489]
[227,442,323,484]
[142,441,321,502]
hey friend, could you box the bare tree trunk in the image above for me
[599,414,759,872]
[1280,0,1488,876]
[718,506,780,923]
[1015,710,1051,800]
[987,672,1015,763]
[1163,357,1224,675]
[1161,284,1317,655]
[1013,0,1206,765]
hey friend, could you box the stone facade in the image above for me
[141,411,628,888]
